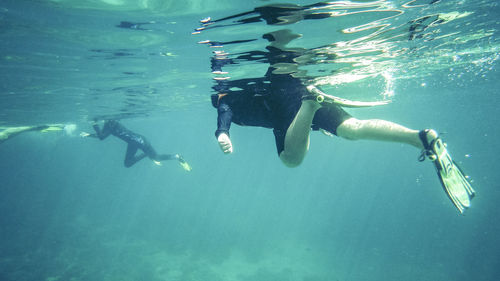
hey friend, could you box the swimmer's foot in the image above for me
[418,129,439,160]
[177,156,192,172]
[213,76,231,81]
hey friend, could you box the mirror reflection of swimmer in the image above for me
[197,1,451,44]
[116,21,155,31]
[407,2,472,41]
[197,2,333,31]
[0,124,67,144]
[81,120,191,170]
[408,14,447,40]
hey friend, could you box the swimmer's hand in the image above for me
[217,133,233,154]
[80,132,90,137]
[176,155,192,171]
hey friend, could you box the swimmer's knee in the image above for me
[124,159,134,168]
[337,118,362,140]
[279,153,304,168]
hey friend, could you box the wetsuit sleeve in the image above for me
[93,123,111,140]
[215,101,233,138]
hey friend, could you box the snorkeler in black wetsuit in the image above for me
[202,9,439,167]
[212,70,351,156]
[201,3,475,213]
[210,29,351,156]
[116,21,155,31]
[83,120,191,169]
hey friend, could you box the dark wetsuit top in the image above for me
[212,71,352,154]
[94,120,150,149]
[209,31,351,154]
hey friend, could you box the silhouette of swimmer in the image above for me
[116,21,155,31]
[0,124,67,144]
[82,120,191,170]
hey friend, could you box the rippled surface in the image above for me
[194,0,498,101]
[0,0,498,125]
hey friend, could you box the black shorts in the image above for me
[312,104,352,135]
[273,103,352,155]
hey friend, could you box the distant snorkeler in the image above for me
[0,124,73,144]
[81,119,192,170]
[116,21,155,31]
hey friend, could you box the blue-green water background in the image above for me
[1,0,499,280]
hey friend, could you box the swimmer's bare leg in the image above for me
[279,100,321,167]
[336,117,435,149]
[124,144,147,167]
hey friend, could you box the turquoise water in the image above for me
[1,0,499,280]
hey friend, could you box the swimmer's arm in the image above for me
[215,102,233,154]
[92,122,111,140]
[215,102,232,137]
[79,121,109,139]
